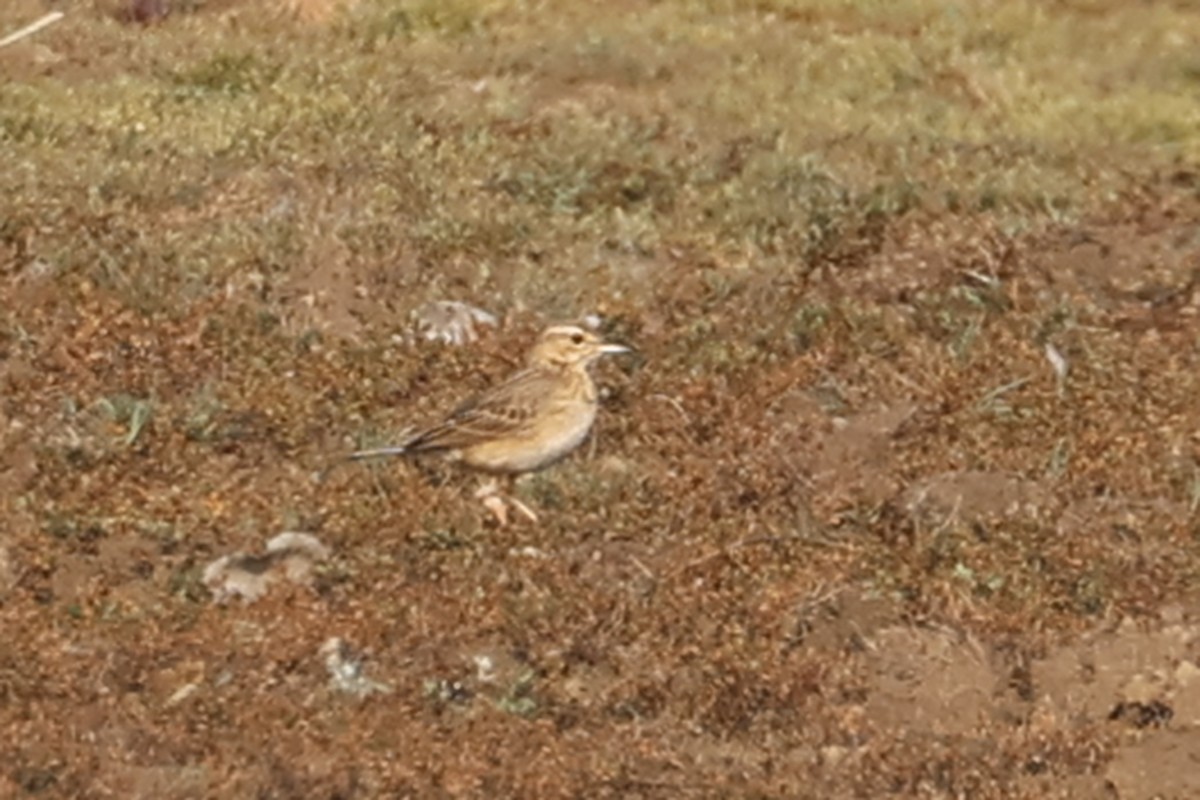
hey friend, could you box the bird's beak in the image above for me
[599,343,632,355]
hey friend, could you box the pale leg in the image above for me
[474,479,539,525]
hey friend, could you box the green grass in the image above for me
[4,0,1198,319]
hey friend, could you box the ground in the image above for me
[3,0,1200,797]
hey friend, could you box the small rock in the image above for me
[820,745,849,768]
[1176,660,1200,685]
[412,301,498,346]
[321,638,391,697]
[203,532,329,604]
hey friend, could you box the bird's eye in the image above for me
[570,332,585,344]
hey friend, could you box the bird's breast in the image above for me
[462,395,598,473]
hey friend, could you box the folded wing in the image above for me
[400,367,551,453]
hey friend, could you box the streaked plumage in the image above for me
[348,324,630,475]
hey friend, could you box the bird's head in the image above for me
[528,324,631,369]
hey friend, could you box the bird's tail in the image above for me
[313,443,409,484]
[346,445,410,461]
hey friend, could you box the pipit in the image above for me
[348,324,631,523]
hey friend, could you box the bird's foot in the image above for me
[474,480,539,525]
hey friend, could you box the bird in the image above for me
[347,324,632,523]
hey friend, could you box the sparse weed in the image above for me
[494,669,538,718]
[170,53,280,97]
